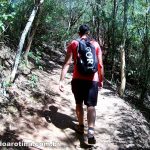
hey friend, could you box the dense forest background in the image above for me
[0,0,150,109]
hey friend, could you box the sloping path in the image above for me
[0,48,150,150]
[30,67,150,150]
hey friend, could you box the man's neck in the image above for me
[80,35,88,39]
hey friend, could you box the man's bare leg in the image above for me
[76,104,84,125]
[87,106,96,144]
[74,104,84,133]
[87,106,96,128]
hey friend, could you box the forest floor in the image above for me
[0,45,150,150]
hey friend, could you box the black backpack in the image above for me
[76,38,98,75]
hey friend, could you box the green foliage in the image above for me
[28,51,42,65]
[0,2,16,40]
[0,80,12,97]
[8,0,34,43]
[1,80,12,88]
[28,73,38,88]
[28,50,43,70]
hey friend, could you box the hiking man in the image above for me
[59,24,104,144]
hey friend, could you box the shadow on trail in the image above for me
[43,105,76,130]
[124,95,150,123]
[75,133,94,149]
[0,128,30,150]
[42,105,95,149]
[95,80,150,149]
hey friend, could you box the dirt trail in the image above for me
[0,48,150,150]
[31,67,150,150]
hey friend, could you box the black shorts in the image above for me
[71,79,98,107]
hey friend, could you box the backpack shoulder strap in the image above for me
[76,38,81,42]
[76,38,81,53]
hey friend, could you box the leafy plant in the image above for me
[2,80,12,88]
[28,51,42,66]
[28,73,38,88]
[0,80,12,96]
[0,2,16,40]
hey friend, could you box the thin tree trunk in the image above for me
[111,0,117,82]
[96,4,100,43]
[119,0,128,97]
[140,1,149,102]
[24,29,36,62]
[24,1,43,62]
[10,0,44,82]
[119,43,126,97]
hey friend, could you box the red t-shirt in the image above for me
[67,36,102,82]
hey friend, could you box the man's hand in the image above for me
[59,81,64,92]
[98,81,103,89]
[59,51,72,92]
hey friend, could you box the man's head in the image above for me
[78,24,90,36]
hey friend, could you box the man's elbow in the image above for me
[63,62,71,69]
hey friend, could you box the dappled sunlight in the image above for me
[0,128,30,150]
[0,49,150,149]
[0,66,78,149]
[1,71,150,149]
[95,87,150,149]
[0,0,150,149]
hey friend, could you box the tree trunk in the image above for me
[23,29,36,63]
[140,1,149,103]
[10,0,44,82]
[96,4,100,43]
[111,0,117,82]
[119,0,128,97]
[119,44,126,97]
[24,1,44,62]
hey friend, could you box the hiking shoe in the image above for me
[74,124,84,134]
[88,136,96,144]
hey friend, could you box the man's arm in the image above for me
[97,47,104,87]
[59,51,72,91]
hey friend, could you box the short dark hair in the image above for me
[78,24,90,35]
